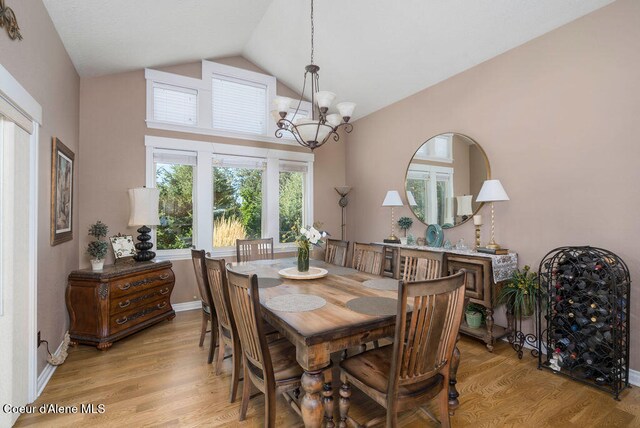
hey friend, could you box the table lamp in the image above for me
[456,194,473,221]
[475,180,509,249]
[406,191,418,207]
[382,190,403,243]
[128,187,161,261]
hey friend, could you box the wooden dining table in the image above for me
[229,258,461,428]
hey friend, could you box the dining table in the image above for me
[228,257,461,428]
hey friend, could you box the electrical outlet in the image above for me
[37,331,41,347]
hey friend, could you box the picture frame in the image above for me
[110,234,137,261]
[50,137,74,246]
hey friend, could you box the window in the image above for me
[414,133,453,162]
[145,136,314,259]
[407,164,454,225]
[213,156,265,248]
[212,76,267,135]
[154,151,196,250]
[153,83,197,126]
[279,162,307,243]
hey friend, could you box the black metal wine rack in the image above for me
[537,246,630,399]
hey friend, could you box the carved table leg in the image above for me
[338,382,351,428]
[301,370,324,428]
[97,342,112,351]
[485,307,495,352]
[448,339,461,415]
[323,382,335,428]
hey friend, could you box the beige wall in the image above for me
[346,0,640,370]
[0,1,81,374]
[79,56,345,305]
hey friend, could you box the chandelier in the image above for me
[272,0,355,150]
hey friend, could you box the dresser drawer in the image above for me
[110,284,172,316]
[447,258,485,301]
[110,268,174,298]
[109,296,171,334]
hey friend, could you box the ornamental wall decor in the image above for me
[0,0,22,40]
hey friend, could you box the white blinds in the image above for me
[280,161,308,173]
[212,75,266,135]
[153,149,197,166]
[0,96,33,134]
[153,83,197,126]
[213,154,266,170]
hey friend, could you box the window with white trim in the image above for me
[145,136,314,259]
[414,133,453,163]
[145,61,311,145]
[406,164,454,225]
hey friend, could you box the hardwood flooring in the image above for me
[16,310,639,427]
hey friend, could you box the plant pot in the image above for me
[465,311,483,329]
[91,259,104,271]
[399,237,408,245]
[297,244,310,272]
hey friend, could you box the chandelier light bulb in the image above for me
[336,102,356,121]
[315,91,336,109]
[273,96,293,114]
[326,113,342,127]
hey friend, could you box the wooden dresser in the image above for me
[66,261,176,350]
[381,244,513,351]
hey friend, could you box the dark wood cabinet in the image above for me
[66,261,176,350]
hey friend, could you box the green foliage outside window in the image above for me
[156,164,194,249]
[279,171,303,243]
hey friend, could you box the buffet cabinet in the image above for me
[383,245,509,351]
[66,261,176,350]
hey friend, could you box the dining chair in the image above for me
[324,238,349,266]
[339,270,467,428]
[190,249,218,364]
[235,238,274,262]
[352,242,386,276]
[395,247,445,281]
[203,257,242,402]
[227,269,321,427]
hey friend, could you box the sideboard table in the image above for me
[66,260,176,350]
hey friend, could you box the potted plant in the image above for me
[87,220,109,271]
[497,265,540,317]
[465,302,485,329]
[397,217,413,244]
[295,224,327,272]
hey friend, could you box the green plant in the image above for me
[397,216,413,237]
[465,302,486,319]
[87,221,109,260]
[497,265,541,317]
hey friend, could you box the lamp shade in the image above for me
[335,186,352,197]
[476,180,510,202]
[382,190,404,207]
[128,187,160,226]
[456,195,473,216]
[406,191,417,206]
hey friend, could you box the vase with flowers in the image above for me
[295,225,327,272]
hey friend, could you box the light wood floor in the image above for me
[16,310,639,427]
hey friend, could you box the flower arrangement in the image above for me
[295,224,328,272]
[497,265,541,317]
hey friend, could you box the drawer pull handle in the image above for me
[118,283,131,291]
[160,287,170,295]
[157,302,168,309]
[116,316,128,325]
[159,273,170,280]
[119,300,131,309]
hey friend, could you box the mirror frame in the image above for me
[404,132,491,229]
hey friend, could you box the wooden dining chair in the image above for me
[203,257,242,402]
[236,238,274,262]
[339,270,467,427]
[226,269,313,427]
[190,249,218,364]
[352,242,386,276]
[395,247,445,281]
[325,238,349,266]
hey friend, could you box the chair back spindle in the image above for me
[191,249,214,309]
[325,239,349,266]
[352,243,385,276]
[396,248,445,281]
[236,238,274,262]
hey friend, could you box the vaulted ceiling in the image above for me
[43,0,614,118]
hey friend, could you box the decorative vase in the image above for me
[297,241,310,272]
[465,311,483,329]
[91,259,104,271]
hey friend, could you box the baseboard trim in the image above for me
[36,338,65,397]
[173,301,201,312]
[629,369,639,387]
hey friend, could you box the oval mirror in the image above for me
[405,133,490,228]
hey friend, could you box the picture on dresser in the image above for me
[110,234,137,260]
[50,137,74,245]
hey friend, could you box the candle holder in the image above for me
[475,224,482,250]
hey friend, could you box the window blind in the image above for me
[212,154,266,170]
[153,149,197,166]
[212,75,266,135]
[280,161,308,173]
[153,83,198,126]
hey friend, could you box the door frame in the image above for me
[0,63,42,402]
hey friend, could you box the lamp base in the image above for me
[486,241,501,250]
[133,225,156,262]
[384,234,401,244]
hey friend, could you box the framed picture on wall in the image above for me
[50,137,74,245]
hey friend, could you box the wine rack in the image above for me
[537,246,630,399]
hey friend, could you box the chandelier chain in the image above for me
[310,0,314,64]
